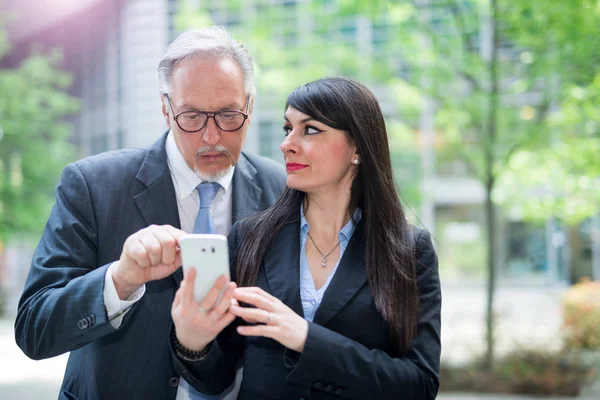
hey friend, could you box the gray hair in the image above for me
[158,27,256,107]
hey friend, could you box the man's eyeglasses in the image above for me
[165,95,249,133]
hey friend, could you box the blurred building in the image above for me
[2,0,596,293]
[4,0,175,152]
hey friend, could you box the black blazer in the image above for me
[14,133,286,400]
[176,217,442,400]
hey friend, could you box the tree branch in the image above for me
[406,1,485,94]
[448,0,482,91]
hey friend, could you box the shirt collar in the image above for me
[165,130,235,200]
[300,204,362,241]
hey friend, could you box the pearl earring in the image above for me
[352,159,360,165]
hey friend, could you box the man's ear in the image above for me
[160,95,171,128]
[247,96,255,123]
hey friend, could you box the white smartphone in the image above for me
[179,234,230,304]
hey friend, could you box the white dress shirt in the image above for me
[102,131,236,398]
[165,131,234,236]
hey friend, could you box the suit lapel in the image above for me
[133,133,183,284]
[313,221,367,326]
[263,220,304,317]
[231,153,262,223]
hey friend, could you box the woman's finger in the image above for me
[230,305,273,324]
[181,268,196,305]
[233,289,276,312]
[209,282,237,318]
[198,274,229,312]
[236,324,278,338]
[237,287,279,303]
[172,286,182,309]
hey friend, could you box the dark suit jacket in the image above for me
[14,133,286,400]
[177,217,442,400]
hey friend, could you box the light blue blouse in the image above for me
[299,207,362,322]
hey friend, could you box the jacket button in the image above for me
[313,381,323,390]
[324,384,333,393]
[89,314,96,325]
[169,377,179,387]
[334,388,344,395]
[77,319,89,330]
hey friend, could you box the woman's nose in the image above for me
[280,132,297,154]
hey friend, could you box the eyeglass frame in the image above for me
[164,94,250,133]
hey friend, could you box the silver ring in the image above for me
[198,305,207,313]
[267,312,275,322]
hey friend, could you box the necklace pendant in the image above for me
[321,256,327,268]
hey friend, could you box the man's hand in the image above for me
[112,224,186,299]
[171,268,237,351]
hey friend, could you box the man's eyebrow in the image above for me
[179,102,242,112]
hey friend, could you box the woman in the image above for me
[171,77,441,399]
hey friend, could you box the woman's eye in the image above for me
[305,126,321,135]
[283,126,292,136]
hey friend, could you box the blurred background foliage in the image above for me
[563,279,600,351]
[0,27,78,243]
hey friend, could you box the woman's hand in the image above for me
[231,287,308,352]
[171,268,238,351]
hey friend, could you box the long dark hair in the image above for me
[236,77,419,355]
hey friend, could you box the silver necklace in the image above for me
[307,231,340,268]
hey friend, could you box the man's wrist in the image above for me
[111,262,139,300]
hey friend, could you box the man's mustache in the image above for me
[195,146,230,157]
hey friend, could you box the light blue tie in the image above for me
[194,182,220,234]
[183,181,224,400]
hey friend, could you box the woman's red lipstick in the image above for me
[286,163,308,172]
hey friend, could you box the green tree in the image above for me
[496,0,600,225]
[0,30,79,244]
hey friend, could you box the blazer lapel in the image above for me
[231,153,262,223]
[133,133,182,284]
[263,220,304,317]
[313,221,367,326]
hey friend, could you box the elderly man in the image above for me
[15,27,285,399]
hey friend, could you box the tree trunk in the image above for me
[484,0,499,372]
[484,180,497,371]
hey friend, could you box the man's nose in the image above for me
[202,117,221,146]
